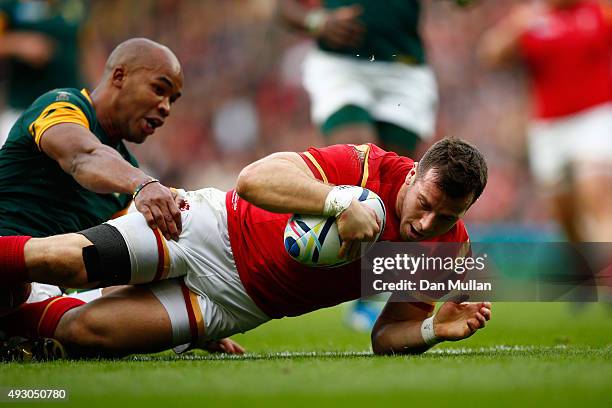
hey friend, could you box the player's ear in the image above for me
[111,66,127,89]
[406,163,418,186]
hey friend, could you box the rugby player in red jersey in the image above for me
[0,138,490,358]
[479,0,612,242]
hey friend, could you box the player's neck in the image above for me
[90,88,122,145]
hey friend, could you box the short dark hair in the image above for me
[417,138,488,204]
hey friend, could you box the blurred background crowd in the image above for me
[0,0,580,235]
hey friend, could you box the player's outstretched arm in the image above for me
[237,151,380,259]
[236,152,332,214]
[41,123,182,240]
[371,301,491,355]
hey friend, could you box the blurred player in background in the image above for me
[0,139,489,359]
[278,0,439,158]
[277,0,473,330]
[0,0,91,147]
[0,38,183,328]
[479,0,612,243]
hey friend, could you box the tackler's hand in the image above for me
[134,179,182,241]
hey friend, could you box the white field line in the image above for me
[128,344,606,361]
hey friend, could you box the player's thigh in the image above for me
[149,278,268,351]
[100,189,228,286]
[93,211,191,285]
[57,284,172,354]
[527,120,572,191]
[303,50,372,125]
[370,63,437,139]
[568,105,612,183]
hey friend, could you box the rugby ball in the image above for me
[284,186,386,267]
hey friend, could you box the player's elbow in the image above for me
[371,326,396,356]
[371,325,427,356]
[235,164,259,200]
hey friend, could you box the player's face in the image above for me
[399,169,473,241]
[117,59,183,144]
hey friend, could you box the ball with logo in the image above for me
[284,186,386,267]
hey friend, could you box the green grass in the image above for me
[1,303,611,407]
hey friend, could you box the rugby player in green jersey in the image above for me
[278,0,436,157]
[0,37,183,317]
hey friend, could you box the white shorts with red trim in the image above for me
[528,103,612,188]
[105,188,270,345]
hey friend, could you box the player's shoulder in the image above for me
[30,88,91,108]
[26,88,94,121]
[366,143,414,163]
[364,143,415,177]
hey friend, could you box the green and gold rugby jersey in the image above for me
[319,0,425,64]
[0,88,137,237]
[0,0,87,109]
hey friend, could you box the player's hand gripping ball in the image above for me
[284,186,385,267]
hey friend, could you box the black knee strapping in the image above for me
[78,224,131,286]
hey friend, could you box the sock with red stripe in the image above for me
[0,236,32,284]
[0,296,85,338]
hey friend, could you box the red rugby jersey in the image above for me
[520,1,612,119]
[226,144,469,318]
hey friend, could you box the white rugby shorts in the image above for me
[105,188,270,347]
[528,103,612,187]
[302,48,438,138]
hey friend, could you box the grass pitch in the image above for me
[1,302,611,407]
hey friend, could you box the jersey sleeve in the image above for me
[299,144,372,186]
[26,89,92,150]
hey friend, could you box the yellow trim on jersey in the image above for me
[303,151,329,183]
[80,89,92,104]
[354,144,371,187]
[29,102,90,149]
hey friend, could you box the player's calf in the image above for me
[24,234,93,288]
